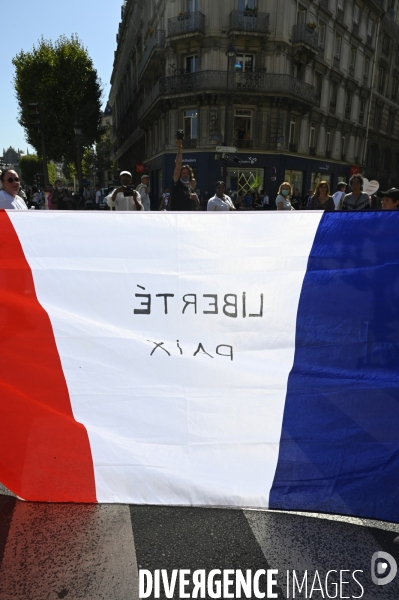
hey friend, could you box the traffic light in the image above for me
[29,103,41,132]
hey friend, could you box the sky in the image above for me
[1,0,122,155]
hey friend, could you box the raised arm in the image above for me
[173,139,183,183]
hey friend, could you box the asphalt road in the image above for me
[1,482,399,600]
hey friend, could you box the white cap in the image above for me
[120,171,132,177]
[141,174,150,180]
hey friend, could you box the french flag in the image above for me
[0,210,398,523]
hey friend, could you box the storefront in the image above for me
[144,151,352,208]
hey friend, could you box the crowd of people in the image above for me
[1,142,399,212]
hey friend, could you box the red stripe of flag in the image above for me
[0,211,97,502]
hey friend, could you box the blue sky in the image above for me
[1,0,121,155]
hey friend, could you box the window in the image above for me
[297,6,307,24]
[374,105,382,130]
[378,68,385,94]
[289,119,296,144]
[353,5,360,23]
[185,55,198,73]
[186,0,198,12]
[350,48,356,69]
[383,148,392,170]
[392,78,398,101]
[382,33,390,55]
[334,35,342,58]
[346,92,352,112]
[314,73,323,99]
[184,109,198,139]
[233,109,252,148]
[342,135,346,156]
[284,170,303,193]
[359,98,366,124]
[326,128,331,152]
[309,124,316,148]
[367,19,374,38]
[235,54,254,72]
[238,0,256,8]
[364,57,370,79]
[318,22,326,47]
[337,0,344,9]
[387,112,395,134]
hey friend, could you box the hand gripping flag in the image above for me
[0,210,398,523]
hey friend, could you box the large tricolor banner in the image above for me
[0,210,398,522]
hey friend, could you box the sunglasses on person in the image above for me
[7,177,20,183]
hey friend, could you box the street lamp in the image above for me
[223,42,237,183]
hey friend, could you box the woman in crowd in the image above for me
[307,181,335,211]
[0,170,28,209]
[276,182,295,210]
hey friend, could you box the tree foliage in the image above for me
[13,35,103,167]
[81,126,114,184]
[19,155,56,185]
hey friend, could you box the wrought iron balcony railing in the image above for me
[138,30,165,79]
[168,11,205,37]
[138,71,317,120]
[229,10,270,33]
[292,24,318,50]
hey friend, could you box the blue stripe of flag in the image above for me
[270,211,399,522]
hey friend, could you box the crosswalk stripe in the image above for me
[245,509,399,599]
[0,502,140,600]
[130,505,286,599]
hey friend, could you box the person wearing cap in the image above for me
[341,175,370,210]
[377,188,399,210]
[332,181,347,210]
[136,174,151,211]
[106,171,143,211]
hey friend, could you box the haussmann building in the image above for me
[109,0,399,204]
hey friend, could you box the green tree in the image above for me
[19,155,56,186]
[81,126,114,187]
[13,35,102,188]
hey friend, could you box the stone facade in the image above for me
[110,0,398,198]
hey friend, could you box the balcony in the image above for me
[138,70,318,120]
[292,24,318,64]
[168,11,205,38]
[138,30,166,80]
[229,10,270,34]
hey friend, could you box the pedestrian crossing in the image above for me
[1,484,399,599]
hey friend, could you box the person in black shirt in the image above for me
[170,140,199,211]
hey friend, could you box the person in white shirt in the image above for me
[107,171,143,211]
[332,181,347,210]
[136,174,151,211]
[207,181,236,211]
[0,170,28,210]
[95,185,102,209]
